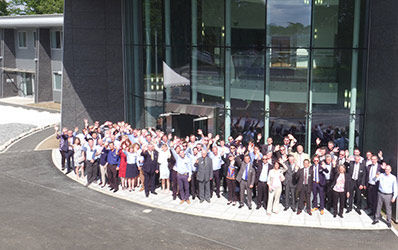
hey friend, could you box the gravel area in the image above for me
[0,104,60,151]
[0,123,37,147]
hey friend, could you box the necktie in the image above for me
[244,164,249,180]
[150,151,154,161]
[304,168,308,185]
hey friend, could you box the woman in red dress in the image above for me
[118,140,129,190]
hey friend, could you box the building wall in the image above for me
[61,0,124,128]
[364,0,398,221]
[15,28,36,71]
[36,28,53,102]
[50,28,63,102]
[2,29,17,98]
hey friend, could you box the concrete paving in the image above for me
[0,129,397,250]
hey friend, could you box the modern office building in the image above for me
[0,14,63,103]
[62,0,397,219]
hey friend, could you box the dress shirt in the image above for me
[323,164,332,181]
[313,164,319,182]
[188,153,200,172]
[107,149,120,165]
[209,152,224,171]
[376,173,398,199]
[368,164,378,185]
[171,149,192,177]
[84,145,97,161]
[352,163,359,180]
[304,168,309,185]
[258,163,270,182]
[125,151,139,164]
[243,164,249,181]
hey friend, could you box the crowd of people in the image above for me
[55,119,397,228]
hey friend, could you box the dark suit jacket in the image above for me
[346,161,367,186]
[331,173,351,194]
[312,164,329,187]
[236,162,256,186]
[196,156,213,182]
[283,162,298,187]
[294,166,313,193]
[141,150,159,174]
[254,160,272,184]
[260,144,274,155]
[366,163,383,186]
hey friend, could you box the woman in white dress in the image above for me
[156,143,171,192]
[267,159,288,215]
[73,137,85,179]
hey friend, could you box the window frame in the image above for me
[50,30,63,50]
[52,71,62,91]
[17,31,27,49]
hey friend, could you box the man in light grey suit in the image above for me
[283,154,299,212]
[195,150,213,203]
[236,154,256,209]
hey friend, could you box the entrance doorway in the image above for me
[171,114,208,138]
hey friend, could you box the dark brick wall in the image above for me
[2,29,18,98]
[61,0,124,128]
[37,28,53,102]
[364,0,398,221]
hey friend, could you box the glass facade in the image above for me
[123,0,368,154]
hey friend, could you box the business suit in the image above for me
[196,156,213,202]
[312,164,329,211]
[294,166,314,213]
[254,160,272,209]
[223,156,240,203]
[283,161,298,210]
[331,173,351,217]
[236,161,256,209]
[261,144,274,155]
[346,161,367,212]
[366,163,382,215]
[141,150,159,196]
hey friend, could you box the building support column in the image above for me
[164,0,171,103]
[224,0,231,139]
[144,0,151,127]
[191,0,198,105]
[348,0,361,155]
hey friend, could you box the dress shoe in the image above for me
[320,209,324,215]
[238,204,244,209]
[292,208,296,212]
[109,188,114,191]
[62,167,65,170]
[256,205,261,210]
[101,185,106,188]
[339,214,343,219]
[232,202,236,206]
[311,208,318,212]
[296,210,302,215]
[98,182,102,186]
[387,223,391,228]
[307,211,312,216]
[173,196,177,200]
[333,214,337,218]
[372,220,379,225]
[283,207,289,211]
[206,199,211,203]
[355,208,361,215]
[217,194,221,198]
[192,196,196,200]
[345,209,351,214]
[113,189,118,193]
[186,200,191,204]
[248,206,252,210]
[227,201,232,205]
[179,200,184,205]
[145,193,149,197]
[200,199,204,203]
[151,191,158,195]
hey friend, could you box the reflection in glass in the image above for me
[267,0,312,48]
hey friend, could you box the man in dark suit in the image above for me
[196,150,213,203]
[141,144,159,197]
[294,159,313,215]
[254,155,272,210]
[366,155,383,216]
[236,154,256,210]
[311,156,329,215]
[260,137,275,156]
[346,155,367,214]
[283,155,298,211]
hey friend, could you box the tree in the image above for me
[8,0,64,15]
[0,0,9,16]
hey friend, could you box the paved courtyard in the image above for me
[52,149,388,230]
[0,127,397,250]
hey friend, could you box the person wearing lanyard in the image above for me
[311,156,329,215]
[171,145,192,204]
[372,165,397,228]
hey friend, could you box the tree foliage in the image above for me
[0,0,9,16]
[8,0,64,15]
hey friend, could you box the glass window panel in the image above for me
[269,49,309,146]
[195,46,224,106]
[230,0,265,47]
[267,0,311,48]
[197,0,224,46]
[53,73,62,90]
[51,31,62,49]
[230,47,265,141]
[18,32,27,48]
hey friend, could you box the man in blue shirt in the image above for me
[83,138,99,187]
[106,142,120,193]
[372,165,397,228]
[171,145,192,204]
